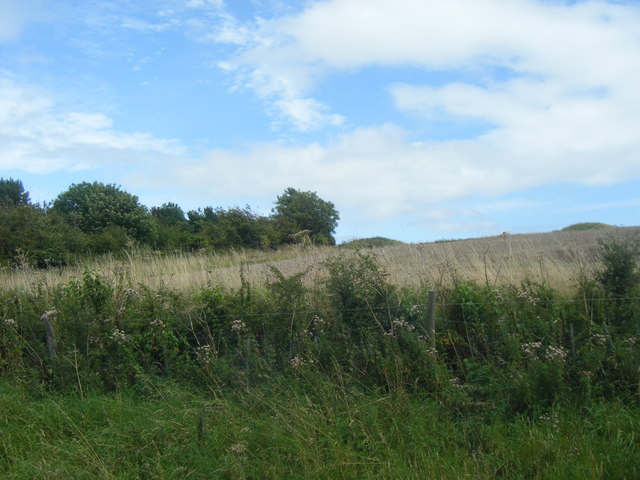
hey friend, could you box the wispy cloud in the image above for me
[213,0,640,139]
[0,77,184,174]
[0,0,46,42]
[194,0,640,219]
[134,110,639,228]
[570,198,640,213]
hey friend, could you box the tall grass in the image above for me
[1,227,637,295]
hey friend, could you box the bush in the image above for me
[596,236,640,297]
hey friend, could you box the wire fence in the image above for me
[4,293,638,364]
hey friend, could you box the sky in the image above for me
[1,0,639,243]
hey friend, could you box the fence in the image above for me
[5,289,640,418]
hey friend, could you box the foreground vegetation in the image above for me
[2,380,638,479]
[1,235,639,478]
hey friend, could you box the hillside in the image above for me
[2,225,638,294]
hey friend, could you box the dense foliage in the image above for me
[273,187,340,245]
[52,182,154,243]
[0,178,30,207]
[0,180,340,267]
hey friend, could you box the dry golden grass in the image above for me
[1,226,638,295]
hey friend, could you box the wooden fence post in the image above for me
[569,323,576,357]
[426,290,437,349]
[245,338,252,370]
[41,310,57,360]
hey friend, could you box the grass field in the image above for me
[2,226,638,295]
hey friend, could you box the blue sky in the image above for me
[1,0,639,242]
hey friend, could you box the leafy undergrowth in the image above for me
[1,378,638,480]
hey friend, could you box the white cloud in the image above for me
[193,0,640,231]
[273,97,345,131]
[214,0,640,136]
[120,17,176,33]
[185,0,224,8]
[141,116,640,224]
[0,78,184,174]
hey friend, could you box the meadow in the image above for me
[1,226,639,478]
[2,226,637,295]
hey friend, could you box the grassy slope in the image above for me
[2,226,639,295]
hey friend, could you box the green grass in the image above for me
[2,378,639,479]
[339,237,405,249]
[561,222,615,232]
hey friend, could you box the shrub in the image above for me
[596,236,640,297]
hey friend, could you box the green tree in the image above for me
[192,206,277,250]
[151,203,192,250]
[151,202,186,227]
[0,178,30,207]
[272,188,340,245]
[52,182,153,244]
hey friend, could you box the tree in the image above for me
[0,178,30,207]
[52,182,153,243]
[272,188,339,245]
[151,202,186,227]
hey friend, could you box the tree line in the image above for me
[0,178,339,268]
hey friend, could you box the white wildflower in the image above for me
[544,346,568,363]
[111,328,127,344]
[539,412,560,429]
[449,377,462,389]
[520,341,543,359]
[311,315,326,333]
[4,318,17,328]
[196,344,215,365]
[150,318,165,329]
[228,442,247,456]
[290,355,314,369]
[230,319,248,334]
[391,317,415,332]
[122,288,138,298]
